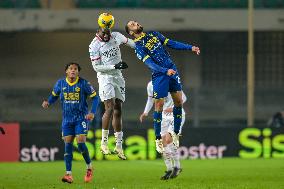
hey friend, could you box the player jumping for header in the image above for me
[89,16,135,160]
[125,20,200,179]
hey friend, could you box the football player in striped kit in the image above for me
[125,20,200,179]
[42,62,99,183]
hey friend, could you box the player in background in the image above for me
[42,62,99,184]
[140,81,187,150]
[125,20,200,179]
[140,81,187,179]
[89,18,135,160]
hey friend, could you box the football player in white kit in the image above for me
[140,81,187,179]
[89,27,135,160]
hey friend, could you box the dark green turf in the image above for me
[0,158,284,189]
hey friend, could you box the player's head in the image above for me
[65,62,81,79]
[97,27,111,42]
[125,21,143,36]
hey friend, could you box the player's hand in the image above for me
[139,112,148,123]
[85,113,95,121]
[167,69,176,76]
[192,46,200,55]
[114,61,128,69]
[42,100,49,109]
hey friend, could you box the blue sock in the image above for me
[153,111,162,140]
[64,143,73,172]
[173,106,182,134]
[77,142,91,165]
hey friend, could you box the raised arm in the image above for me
[113,32,135,48]
[154,31,200,55]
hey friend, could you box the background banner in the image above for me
[17,123,284,161]
[0,123,20,162]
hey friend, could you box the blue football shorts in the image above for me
[152,74,182,99]
[61,119,89,137]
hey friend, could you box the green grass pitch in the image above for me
[0,158,284,189]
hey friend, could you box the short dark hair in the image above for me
[125,22,130,35]
[65,62,81,72]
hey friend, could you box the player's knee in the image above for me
[162,134,172,145]
[76,135,86,143]
[167,134,173,144]
[105,105,114,115]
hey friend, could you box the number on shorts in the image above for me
[82,121,87,128]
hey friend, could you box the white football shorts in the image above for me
[98,75,125,102]
[161,113,185,136]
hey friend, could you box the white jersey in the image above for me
[147,81,186,114]
[89,32,135,77]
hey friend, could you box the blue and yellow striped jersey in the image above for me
[48,76,97,122]
[134,31,192,77]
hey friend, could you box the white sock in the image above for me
[168,142,180,168]
[66,171,72,175]
[163,145,173,171]
[114,131,123,149]
[86,163,92,169]
[101,129,109,145]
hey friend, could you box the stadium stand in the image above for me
[0,0,284,9]
[76,0,284,8]
[0,0,40,8]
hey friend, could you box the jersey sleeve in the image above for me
[113,32,128,45]
[153,31,193,50]
[147,82,153,97]
[182,91,187,103]
[89,41,115,72]
[84,80,97,98]
[135,45,168,74]
[52,80,61,97]
[48,80,61,104]
[113,32,135,48]
[89,42,101,62]
[83,80,99,114]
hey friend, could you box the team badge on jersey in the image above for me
[75,87,81,92]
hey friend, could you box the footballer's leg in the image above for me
[154,98,164,153]
[167,116,183,179]
[169,75,183,147]
[160,132,174,180]
[152,76,169,152]
[62,124,75,184]
[75,120,93,183]
[101,98,115,155]
[170,91,183,147]
[112,99,126,160]
[168,133,182,179]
